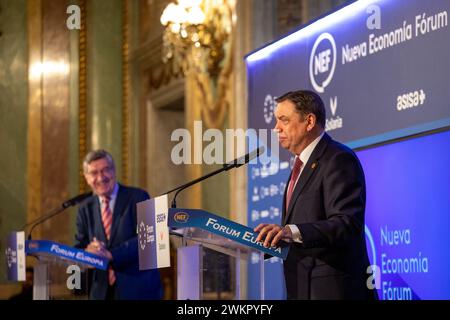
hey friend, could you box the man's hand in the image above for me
[85,237,113,260]
[85,237,101,253]
[254,223,293,248]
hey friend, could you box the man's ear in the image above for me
[306,114,317,131]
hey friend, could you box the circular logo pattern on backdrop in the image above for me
[263,94,275,124]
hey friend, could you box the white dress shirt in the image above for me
[286,132,325,243]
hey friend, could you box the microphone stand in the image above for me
[24,192,93,240]
[163,146,269,250]
[163,147,265,208]
[26,207,68,240]
[168,165,233,209]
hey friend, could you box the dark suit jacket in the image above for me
[282,133,376,300]
[75,184,163,300]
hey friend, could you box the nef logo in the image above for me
[174,212,189,223]
[309,32,337,93]
[28,241,39,249]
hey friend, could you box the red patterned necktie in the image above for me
[286,157,303,211]
[101,196,116,286]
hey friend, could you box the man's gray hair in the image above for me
[83,149,115,172]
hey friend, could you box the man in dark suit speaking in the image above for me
[75,149,163,300]
[255,90,376,300]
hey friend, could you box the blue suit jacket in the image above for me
[75,184,163,300]
[282,133,376,300]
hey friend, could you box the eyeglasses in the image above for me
[86,166,114,178]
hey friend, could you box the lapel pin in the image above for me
[311,162,317,169]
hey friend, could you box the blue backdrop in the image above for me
[246,0,450,300]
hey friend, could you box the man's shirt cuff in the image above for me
[286,224,303,243]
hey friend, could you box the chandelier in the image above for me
[160,0,234,80]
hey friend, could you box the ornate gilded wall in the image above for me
[0,0,347,299]
[0,0,29,297]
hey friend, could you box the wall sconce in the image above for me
[160,0,234,80]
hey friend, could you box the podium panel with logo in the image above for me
[137,197,289,300]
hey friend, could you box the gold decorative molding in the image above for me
[195,22,234,129]
[184,72,203,209]
[195,37,233,129]
[26,0,43,232]
[26,0,71,241]
[78,0,87,192]
[133,38,183,91]
[229,0,250,225]
[122,0,130,185]
[160,0,236,129]
[148,59,183,90]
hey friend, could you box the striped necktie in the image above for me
[101,196,112,240]
[101,196,116,286]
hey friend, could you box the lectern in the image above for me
[6,231,109,300]
[137,200,289,300]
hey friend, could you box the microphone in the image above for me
[25,191,93,240]
[163,147,265,208]
[223,146,265,170]
[62,192,93,208]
